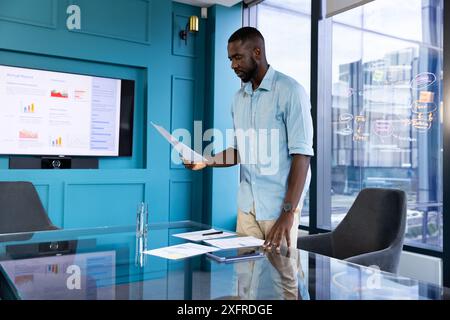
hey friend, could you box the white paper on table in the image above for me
[143,243,219,260]
[151,122,207,163]
[203,236,265,250]
[173,229,237,242]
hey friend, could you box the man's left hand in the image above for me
[263,211,294,252]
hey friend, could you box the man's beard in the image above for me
[241,59,258,83]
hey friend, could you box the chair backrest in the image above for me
[0,181,57,234]
[332,188,407,260]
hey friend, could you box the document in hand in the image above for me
[173,229,236,242]
[143,243,219,260]
[151,122,207,163]
[203,236,265,250]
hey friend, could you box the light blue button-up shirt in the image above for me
[231,66,314,221]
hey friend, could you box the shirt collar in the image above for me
[243,66,275,95]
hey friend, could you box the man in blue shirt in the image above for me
[185,27,314,252]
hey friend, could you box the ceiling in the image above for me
[173,0,242,8]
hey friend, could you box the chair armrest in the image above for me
[344,245,403,274]
[297,233,333,257]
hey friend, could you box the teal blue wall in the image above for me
[0,0,240,230]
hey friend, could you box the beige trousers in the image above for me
[232,204,304,300]
[236,205,300,249]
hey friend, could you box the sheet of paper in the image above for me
[151,122,207,163]
[143,243,219,260]
[173,229,237,242]
[203,236,265,249]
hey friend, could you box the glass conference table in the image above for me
[0,221,448,300]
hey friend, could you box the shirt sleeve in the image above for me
[285,83,314,156]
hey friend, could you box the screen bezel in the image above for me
[0,63,135,158]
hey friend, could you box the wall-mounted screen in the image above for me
[0,64,134,157]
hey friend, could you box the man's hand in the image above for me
[263,212,294,252]
[183,148,239,170]
[182,159,208,171]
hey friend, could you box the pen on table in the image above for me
[202,231,224,236]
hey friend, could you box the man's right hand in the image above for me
[183,159,209,171]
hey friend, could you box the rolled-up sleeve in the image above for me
[285,84,314,157]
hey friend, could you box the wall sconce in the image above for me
[179,16,199,45]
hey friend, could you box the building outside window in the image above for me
[325,0,443,250]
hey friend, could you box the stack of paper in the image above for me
[173,229,236,242]
[143,243,219,260]
[203,236,265,250]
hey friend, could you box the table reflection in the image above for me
[0,222,448,300]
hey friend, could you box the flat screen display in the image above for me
[0,64,133,157]
[0,251,116,300]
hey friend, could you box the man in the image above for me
[184,27,313,252]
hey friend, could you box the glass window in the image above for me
[363,0,423,42]
[263,0,311,15]
[256,1,312,93]
[255,0,312,226]
[333,6,362,28]
[323,0,443,250]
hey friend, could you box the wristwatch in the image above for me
[282,202,293,214]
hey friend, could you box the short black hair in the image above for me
[228,27,265,45]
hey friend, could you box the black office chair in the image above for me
[0,181,58,235]
[297,188,407,273]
